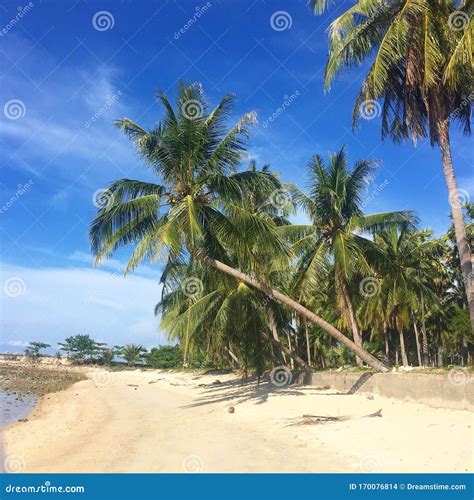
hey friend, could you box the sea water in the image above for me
[0,391,37,426]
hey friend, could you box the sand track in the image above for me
[3,369,473,473]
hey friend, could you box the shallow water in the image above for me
[0,391,37,426]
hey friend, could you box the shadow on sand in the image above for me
[179,371,375,410]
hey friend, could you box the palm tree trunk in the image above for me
[438,123,474,331]
[198,254,388,372]
[336,269,363,366]
[304,320,312,366]
[413,322,422,367]
[398,327,409,367]
[261,332,309,372]
[286,332,295,369]
[420,291,429,366]
[267,309,288,365]
[384,326,390,364]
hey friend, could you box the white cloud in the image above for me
[0,263,167,349]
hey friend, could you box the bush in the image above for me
[146,345,182,369]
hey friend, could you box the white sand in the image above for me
[3,369,473,473]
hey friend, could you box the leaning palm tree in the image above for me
[89,82,388,371]
[309,0,474,329]
[282,147,415,364]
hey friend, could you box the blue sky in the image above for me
[1,0,472,353]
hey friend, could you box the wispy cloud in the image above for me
[1,263,167,349]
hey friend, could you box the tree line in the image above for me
[24,337,182,369]
[87,1,472,375]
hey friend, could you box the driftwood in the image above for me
[363,408,383,418]
[293,408,383,426]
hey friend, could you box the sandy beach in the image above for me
[2,368,473,473]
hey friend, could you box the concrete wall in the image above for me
[301,371,473,411]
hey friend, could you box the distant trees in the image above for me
[24,341,51,359]
[58,334,106,363]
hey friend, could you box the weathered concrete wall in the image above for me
[301,371,473,411]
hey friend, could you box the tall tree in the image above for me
[309,0,474,329]
[282,147,415,364]
[89,82,388,371]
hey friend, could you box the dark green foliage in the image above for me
[146,345,182,369]
[58,335,105,363]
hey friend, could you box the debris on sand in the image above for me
[364,408,383,418]
[228,406,235,414]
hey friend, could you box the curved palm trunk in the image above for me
[438,124,474,332]
[198,254,389,372]
[336,269,363,366]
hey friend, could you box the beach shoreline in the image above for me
[2,365,472,473]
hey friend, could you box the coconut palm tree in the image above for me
[120,344,147,366]
[370,228,442,366]
[89,82,388,371]
[309,0,474,329]
[281,147,415,364]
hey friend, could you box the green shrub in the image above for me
[146,345,182,369]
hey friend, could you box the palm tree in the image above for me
[89,82,388,371]
[371,228,438,366]
[282,147,414,364]
[309,0,473,329]
[120,344,146,367]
